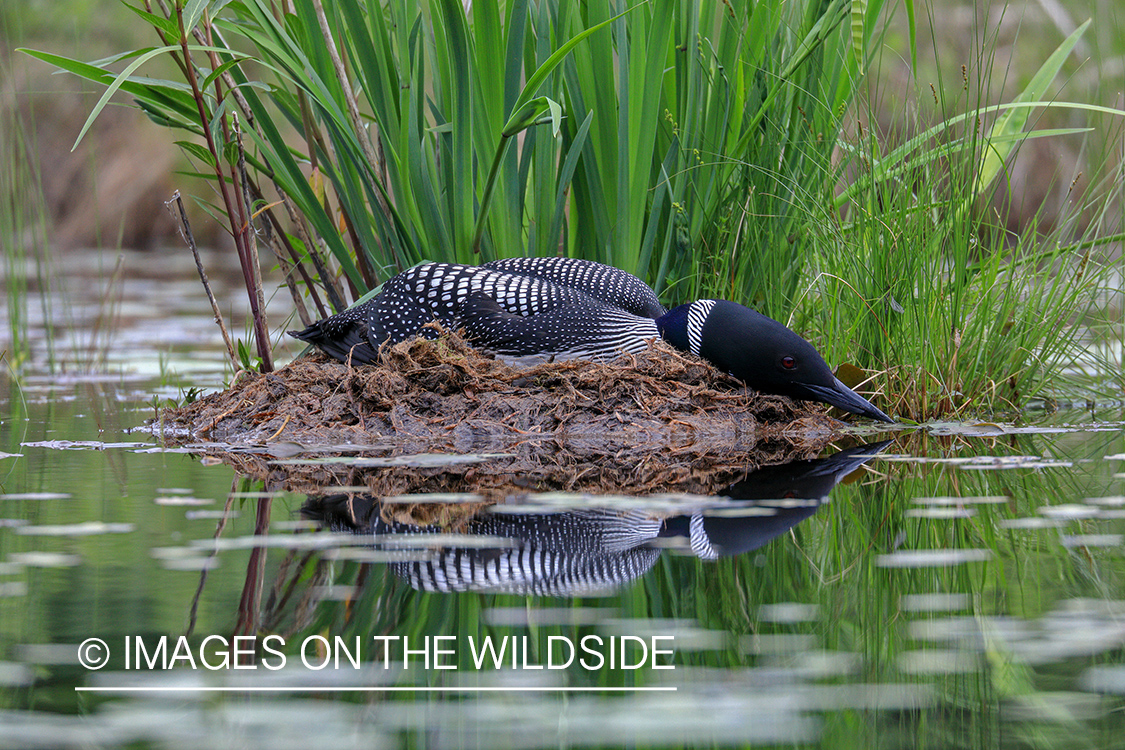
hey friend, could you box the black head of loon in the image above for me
[656,300,895,423]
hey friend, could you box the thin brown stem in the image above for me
[186,475,240,638]
[247,184,314,328]
[170,191,238,370]
[180,8,343,316]
[273,178,346,314]
[175,6,273,371]
[234,115,274,371]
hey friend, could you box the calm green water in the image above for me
[2,250,1125,749]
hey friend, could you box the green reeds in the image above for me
[17,0,889,345]
[813,18,1116,419]
[2,8,54,371]
[19,0,1120,413]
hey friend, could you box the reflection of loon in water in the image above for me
[302,440,891,596]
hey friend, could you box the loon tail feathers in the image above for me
[288,319,382,365]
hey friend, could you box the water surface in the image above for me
[2,249,1125,749]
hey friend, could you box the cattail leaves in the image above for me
[972,19,1090,209]
[22,0,868,302]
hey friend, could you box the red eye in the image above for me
[781,356,796,370]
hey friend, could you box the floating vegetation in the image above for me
[164,335,836,447]
[876,549,994,568]
[0,582,28,598]
[898,649,980,675]
[19,440,151,450]
[887,454,1077,470]
[913,495,1009,505]
[7,551,82,567]
[271,453,509,469]
[758,603,820,624]
[1038,504,1102,520]
[999,517,1070,529]
[0,492,71,501]
[900,594,972,613]
[183,510,237,521]
[153,496,213,506]
[14,521,134,536]
[906,508,976,519]
[1061,534,1123,548]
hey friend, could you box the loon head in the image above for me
[657,300,895,423]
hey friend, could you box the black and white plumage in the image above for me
[289,257,664,364]
[658,439,893,558]
[300,439,891,595]
[482,256,666,319]
[457,292,662,363]
[387,511,662,596]
[305,501,663,597]
[290,257,895,422]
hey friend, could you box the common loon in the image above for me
[290,257,894,422]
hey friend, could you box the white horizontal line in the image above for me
[76,686,677,693]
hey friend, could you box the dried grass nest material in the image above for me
[161,333,847,496]
[165,333,840,446]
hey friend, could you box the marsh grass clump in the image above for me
[813,136,1109,420]
[794,12,1121,420]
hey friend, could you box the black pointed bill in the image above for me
[802,377,895,423]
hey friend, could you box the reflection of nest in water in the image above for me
[162,332,844,496]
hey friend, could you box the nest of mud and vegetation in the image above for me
[161,332,855,497]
